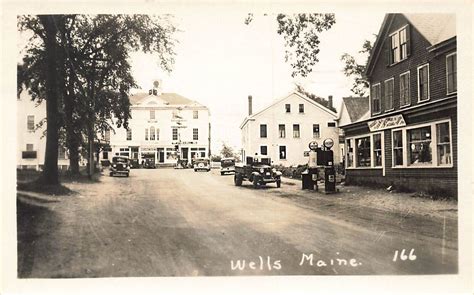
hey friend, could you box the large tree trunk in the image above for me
[38,15,60,185]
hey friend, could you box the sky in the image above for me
[130,12,385,154]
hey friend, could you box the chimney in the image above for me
[328,95,333,109]
[248,95,253,116]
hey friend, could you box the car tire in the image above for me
[220,172,224,175]
[276,179,281,188]
[234,174,243,186]
[253,177,259,189]
[109,172,113,177]
[194,169,197,172]
[126,173,129,177]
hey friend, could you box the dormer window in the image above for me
[388,25,410,65]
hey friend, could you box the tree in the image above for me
[18,14,178,181]
[296,84,337,113]
[340,38,374,96]
[245,13,336,78]
[220,143,235,159]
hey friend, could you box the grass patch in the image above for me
[17,181,74,196]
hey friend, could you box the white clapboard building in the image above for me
[102,80,211,166]
[240,91,340,166]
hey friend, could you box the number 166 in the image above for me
[393,249,417,261]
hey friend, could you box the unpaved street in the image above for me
[17,168,457,277]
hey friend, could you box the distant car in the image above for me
[142,158,156,169]
[220,158,235,175]
[110,156,130,177]
[130,159,140,169]
[193,158,210,172]
[234,155,282,188]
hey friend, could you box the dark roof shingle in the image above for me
[342,96,369,123]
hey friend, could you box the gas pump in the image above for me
[321,138,336,194]
[302,141,319,190]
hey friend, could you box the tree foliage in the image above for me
[245,13,336,78]
[18,14,178,181]
[220,143,236,159]
[340,38,374,96]
[295,84,337,113]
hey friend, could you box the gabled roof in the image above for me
[366,13,456,76]
[240,91,337,129]
[129,92,204,107]
[340,96,370,123]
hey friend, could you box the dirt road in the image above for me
[17,168,458,277]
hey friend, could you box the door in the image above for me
[181,148,189,160]
[157,148,165,163]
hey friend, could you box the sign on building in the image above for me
[368,115,406,132]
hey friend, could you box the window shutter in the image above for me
[406,25,411,56]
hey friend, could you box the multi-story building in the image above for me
[341,13,457,196]
[17,91,70,171]
[102,80,211,166]
[240,91,340,166]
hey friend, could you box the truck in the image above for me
[234,155,282,188]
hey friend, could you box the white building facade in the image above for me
[240,92,340,167]
[103,82,211,166]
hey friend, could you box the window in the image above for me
[193,110,199,119]
[418,64,430,101]
[285,104,291,113]
[293,124,300,138]
[126,128,132,141]
[373,134,382,167]
[260,146,268,155]
[400,72,410,107]
[145,128,149,140]
[105,129,111,142]
[327,122,336,127]
[371,84,381,114]
[26,144,34,151]
[299,104,304,113]
[407,126,432,165]
[356,137,371,167]
[58,146,66,159]
[260,124,267,138]
[346,139,354,168]
[446,53,457,94]
[150,126,155,140]
[313,124,320,138]
[156,128,160,140]
[193,128,199,140]
[150,110,155,120]
[393,130,403,166]
[27,115,34,131]
[437,122,451,165]
[279,124,286,138]
[172,128,178,141]
[384,78,394,110]
[279,146,286,160]
[389,25,409,64]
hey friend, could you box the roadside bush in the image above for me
[272,164,308,179]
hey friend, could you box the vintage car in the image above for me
[109,156,130,177]
[129,158,140,169]
[220,157,235,175]
[142,158,156,169]
[193,157,211,172]
[234,155,282,188]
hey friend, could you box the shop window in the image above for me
[193,110,199,119]
[371,84,381,114]
[260,124,267,138]
[400,72,410,107]
[193,128,199,140]
[299,104,304,113]
[150,126,155,140]
[373,134,382,167]
[418,64,430,102]
[279,146,286,160]
[408,126,432,165]
[346,139,353,168]
[27,115,35,131]
[356,136,371,167]
[126,128,132,141]
[285,104,291,113]
[393,130,403,166]
[279,124,286,138]
[293,124,300,138]
[313,124,320,138]
[446,53,457,94]
[384,78,394,110]
[436,122,451,165]
[172,128,178,141]
[260,146,268,155]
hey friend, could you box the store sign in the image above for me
[141,147,157,152]
[368,115,406,132]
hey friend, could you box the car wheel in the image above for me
[221,172,224,175]
[109,172,113,177]
[276,179,281,188]
[234,174,243,186]
[194,169,197,172]
[253,177,259,189]
[126,173,129,177]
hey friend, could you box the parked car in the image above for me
[193,157,211,172]
[234,155,282,188]
[110,156,130,177]
[220,157,235,175]
[130,158,140,169]
[142,158,156,169]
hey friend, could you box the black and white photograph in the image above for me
[1,1,472,294]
